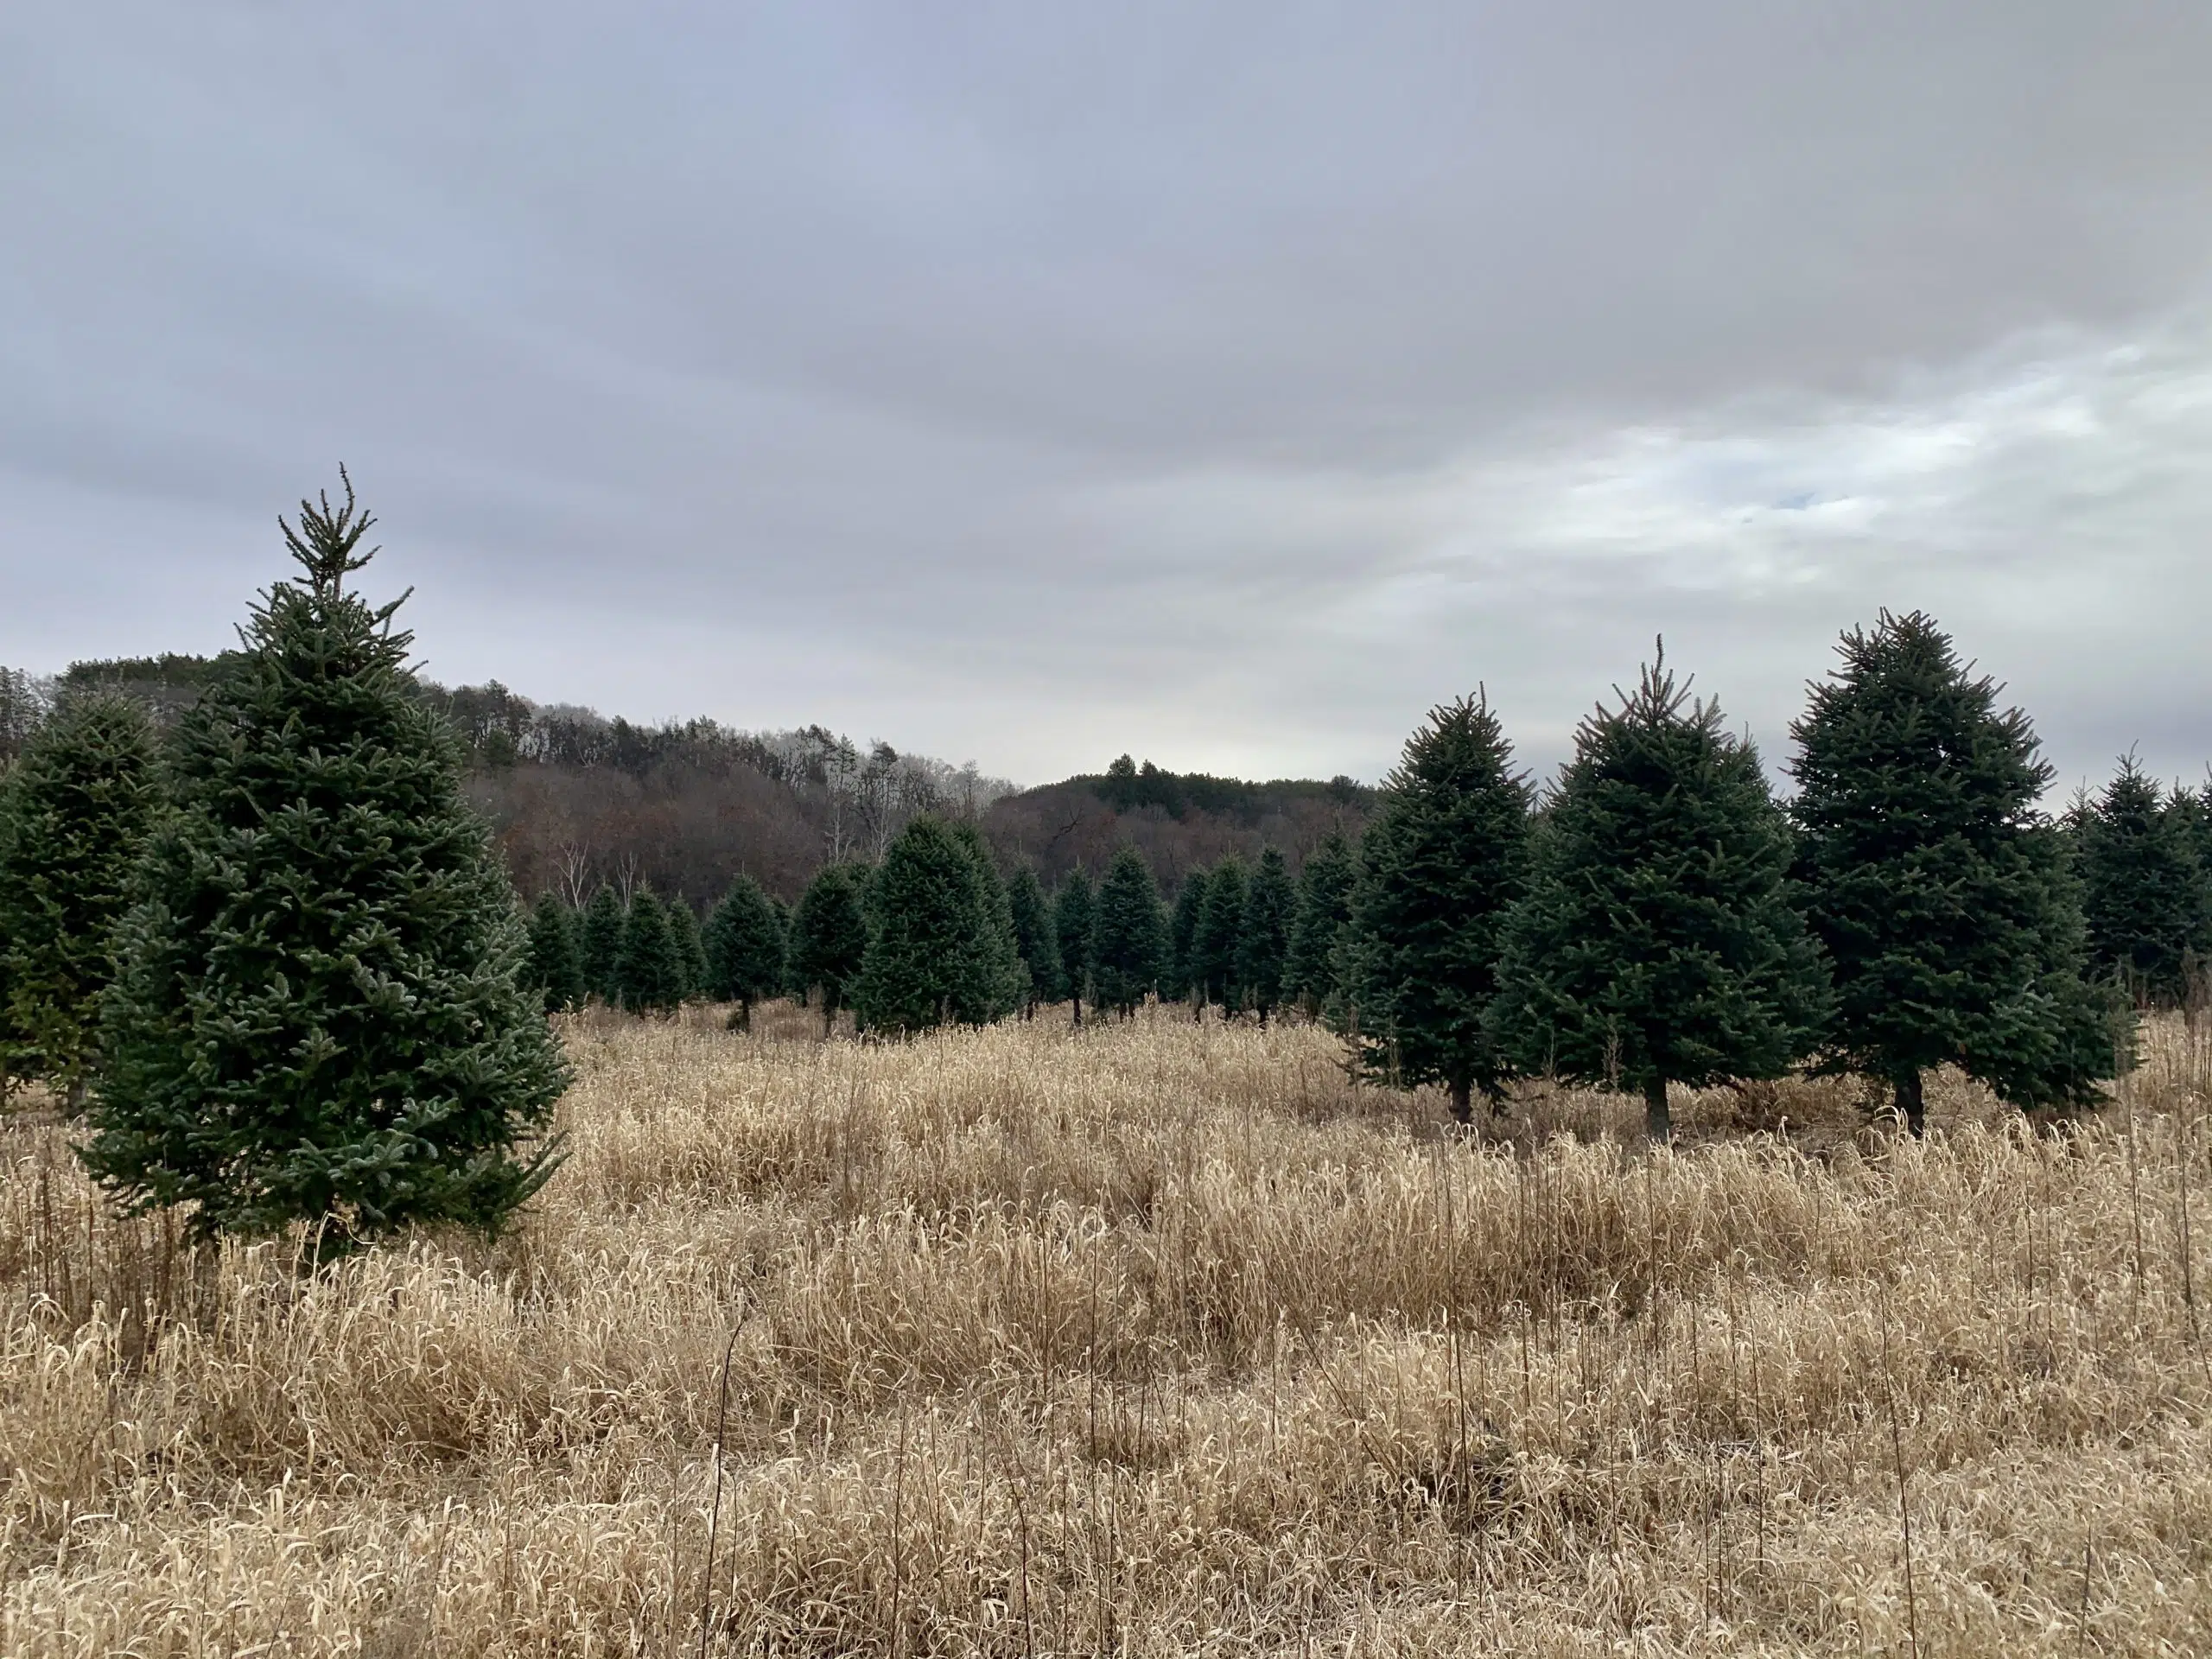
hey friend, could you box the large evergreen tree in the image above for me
[524,891,586,1014]
[1344,696,1531,1119]
[615,888,688,1014]
[704,875,786,1029]
[789,862,872,1035]
[1006,864,1064,1014]
[83,476,568,1242]
[1090,845,1166,1017]
[2078,756,2211,1003]
[578,886,626,1003]
[1192,859,1246,1015]
[1494,658,1827,1142]
[1166,874,1206,1007]
[1284,831,1356,1020]
[1055,868,1096,1025]
[1789,612,2119,1133]
[0,693,162,1107]
[1236,846,1295,1026]
[855,817,1020,1033]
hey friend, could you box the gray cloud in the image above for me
[5,3,2212,789]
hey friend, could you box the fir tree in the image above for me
[1494,657,1827,1142]
[1091,846,1166,1016]
[666,896,709,999]
[704,875,786,1030]
[789,862,872,1035]
[2077,758,2212,1003]
[1055,868,1097,1024]
[616,889,688,1014]
[1284,831,1356,1019]
[83,475,568,1243]
[578,886,626,1003]
[855,817,1020,1033]
[1192,859,1247,1015]
[1007,864,1064,1013]
[950,823,1027,1024]
[1789,612,2119,1133]
[1166,874,1205,1006]
[1343,696,1531,1119]
[0,693,162,1108]
[524,890,586,1014]
[1237,846,1295,1026]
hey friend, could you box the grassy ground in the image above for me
[1,1003,2209,1655]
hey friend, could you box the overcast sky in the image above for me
[6,4,2212,793]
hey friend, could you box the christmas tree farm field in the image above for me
[3,1009,2209,1655]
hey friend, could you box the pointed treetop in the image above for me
[279,466,380,597]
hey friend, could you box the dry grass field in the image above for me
[2,1005,2209,1656]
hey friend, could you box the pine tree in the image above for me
[616,888,688,1013]
[83,475,568,1243]
[950,823,1027,1024]
[579,886,626,1003]
[1166,874,1205,1006]
[1340,697,1531,1118]
[1054,868,1098,1024]
[1284,832,1356,1019]
[2077,758,2212,1003]
[704,875,786,1029]
[1192,859,1247,1015]
[1494,658,1827,1142]
[1006,865,1064,1013]
[855,817,1019,1033]
[0,693,162,1107]
[1790,612,2120,1133]
[789,862,872,1035]
[524,891,586,1013]
[1237,846,1295,1026]
[666,896,709,999]
[1091,846,1166,1016]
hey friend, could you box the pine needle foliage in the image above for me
[1344,696,1531,1120]
[82,475,568,1243]
[855,817,1021,1034]
[1055,868,1096,1022]
[1789,612,2119,1131]
[788,863,872,1034]
[615,889,687,1014]
[1006,865,1064,1011]
[524,891,585,1014]
[704,875,786,1028]
[1193,860,1246,1014]
[1236,847,1295,1025]
[2077,757,2211,1004]
[1284,831,1355,1020]
[0,693,162,1106]
[1091,845,1166,1017]
[665,897,709,1000]
[1166,874,1206,1005]
[1495,657,1827,1142]
[577,887,625,1003]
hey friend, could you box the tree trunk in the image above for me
[1895,1069,1926,1139]
[65,1077,87,1116]
[1257,1002,1269,1030]
[822,1000,836,1039]
[1447,1077,1473,1125]
[1643,1075,1671,1145]
[1071,993,1083,1028]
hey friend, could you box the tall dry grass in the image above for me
[1,1002,2208,1655]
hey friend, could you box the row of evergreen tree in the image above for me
[537,614,2177,1143]
[0,470,2195,1255]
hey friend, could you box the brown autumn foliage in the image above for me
[2,1007,2208,1655]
